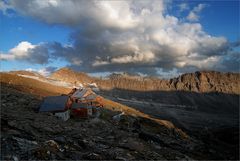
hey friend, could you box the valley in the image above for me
[0,68,239,160]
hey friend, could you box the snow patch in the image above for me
[88,83,98,88]
[17,74,98,90]
[87,83,99,92]
[17,74,73,88]
[17,74,40,80]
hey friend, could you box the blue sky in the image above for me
[0,9,72,71]
[196,0,239,41]
[0,0,239,77]
[0,10,71,71]
[0,12,71,52]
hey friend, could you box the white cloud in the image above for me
[37,68,52,76]
[0,41,49,64]
[0,52,14,60]
[25,68,35,72]
[9,0,141,29]
[92,60,110,67]
[1,41,35,60]
[9,41,35,57]
[111,52,155,64]
[3,0,238,75]
[156,68,181,79]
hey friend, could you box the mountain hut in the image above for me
[39,95,72,121]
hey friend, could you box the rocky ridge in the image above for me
[50,67,93,85]
[50,68,240,94]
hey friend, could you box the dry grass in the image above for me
[0,73,71,97]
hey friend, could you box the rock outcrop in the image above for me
[50,68,240,94]
[50,67,94,84]
[169,71,240,94]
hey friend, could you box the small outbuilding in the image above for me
[39,95,72,121]
[71,102,93,118]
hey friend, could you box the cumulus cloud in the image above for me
[3,0,239,76]
[9,0,140,29]
[0,41,49,64]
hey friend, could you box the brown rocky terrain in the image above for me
[1,83,238,160]
[51,67,240,94]
[1,69,239,160]
[50,67,94,85]
[0,73,70,96]
[169,71,240,94]
[0,73,186,136]
[50,68,239,160]
[9,70,46,79]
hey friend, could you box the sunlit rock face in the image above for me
[50,68,240,94]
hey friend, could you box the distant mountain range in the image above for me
[1,67,239,160]
[50,67,240,94]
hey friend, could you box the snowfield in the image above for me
[17,74,97,90]
[17,74,73,88]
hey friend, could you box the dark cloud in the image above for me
[27,45,50,64]
[219,51,240,72]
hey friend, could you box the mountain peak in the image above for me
[51,67,93,84]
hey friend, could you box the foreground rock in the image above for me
[1,83,238,160]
